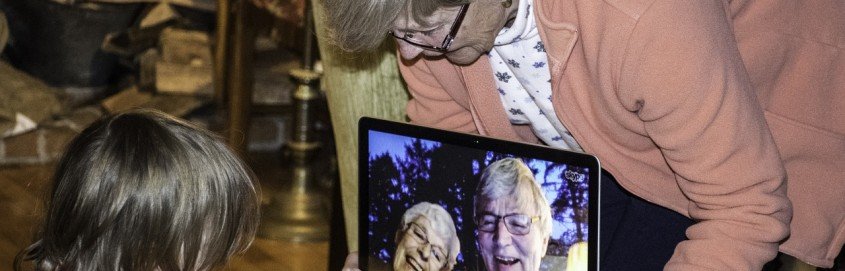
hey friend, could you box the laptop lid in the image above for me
[359,117,600,271]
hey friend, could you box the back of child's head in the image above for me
[16,109,261,271]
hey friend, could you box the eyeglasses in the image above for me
[476,214,540,235]
[405,222,449,265]
[389,4,470,52]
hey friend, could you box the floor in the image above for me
[0,132,336,271]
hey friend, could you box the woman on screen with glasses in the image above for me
[474,158,552,271]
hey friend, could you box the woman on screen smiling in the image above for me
[394,202,461,271]
[474,158,552,271]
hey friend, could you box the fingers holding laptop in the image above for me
[342,252,360,271]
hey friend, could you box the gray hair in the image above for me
[321,0,471,52]
[474,158,553,240]
[397,202,461,269]
[16,109,260,271]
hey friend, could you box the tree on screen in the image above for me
[544,161,590,252]
[368,152,403,262]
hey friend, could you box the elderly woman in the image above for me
[474,158,552,271]
[393,202,461,271]
[328,0,845,269]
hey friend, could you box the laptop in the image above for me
[359,117,600,271]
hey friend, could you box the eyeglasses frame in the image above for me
[476,213,540,236]
[390,4,470,52]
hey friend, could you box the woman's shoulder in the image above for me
[563,0,720,22]
[596,0,658,20]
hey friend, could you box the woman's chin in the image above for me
[445,48,485,65]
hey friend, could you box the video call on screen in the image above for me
[366,131,590,271]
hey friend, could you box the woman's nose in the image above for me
[396,40,424,60]
[494,220,513,246]
[419,243,432,259]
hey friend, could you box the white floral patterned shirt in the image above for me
[488,0,582,151]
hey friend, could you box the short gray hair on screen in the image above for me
[474,158,553,239]
[321,0,471,52]
[397,202,461,269]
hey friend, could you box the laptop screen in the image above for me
[359,117,599,271]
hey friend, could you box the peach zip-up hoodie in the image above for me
[400,0,844,269]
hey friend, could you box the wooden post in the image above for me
[213,0,230,109]
[310,0,409,252]
[226,0,256,154]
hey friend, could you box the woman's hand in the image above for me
[342,252,360,271]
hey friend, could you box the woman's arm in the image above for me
[618,0,791,269]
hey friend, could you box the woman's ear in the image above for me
[541,236,550,255]
[448,235,461,268]
[395,227,404,244]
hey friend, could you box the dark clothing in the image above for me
[599,170,693,270]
